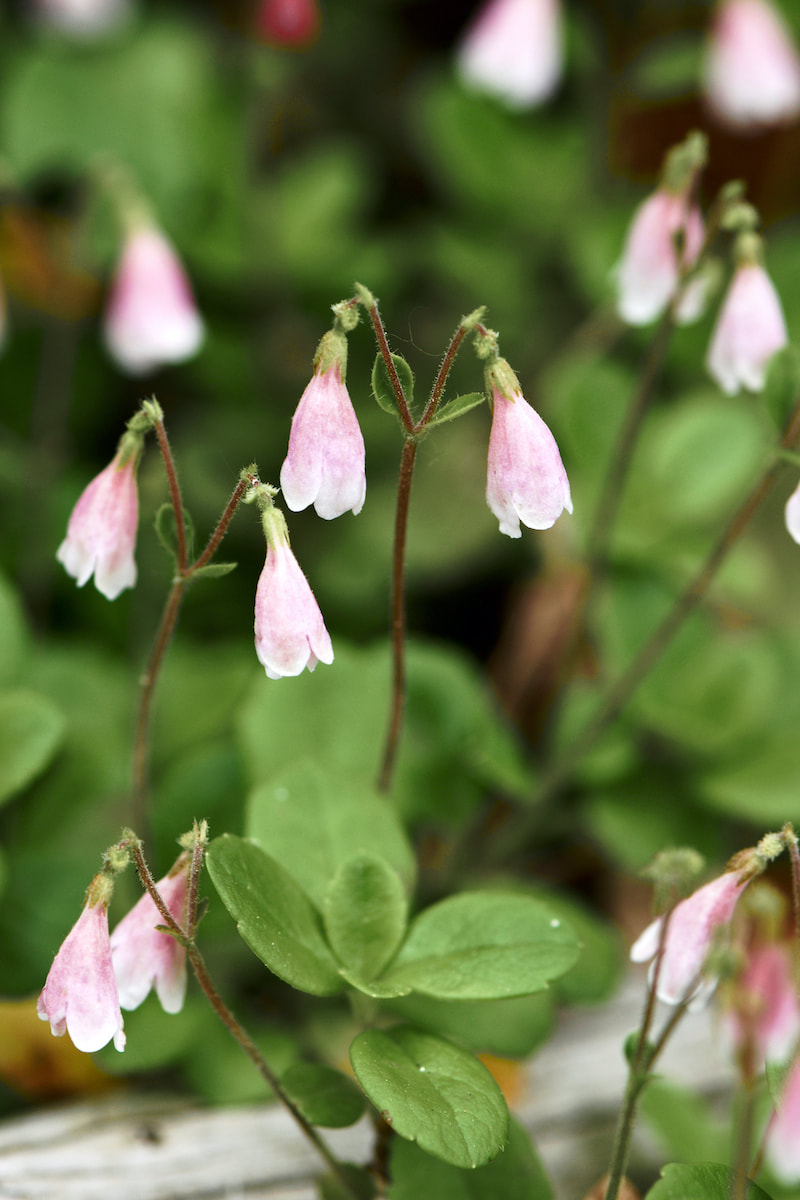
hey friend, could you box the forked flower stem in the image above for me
[128,843,361,1200]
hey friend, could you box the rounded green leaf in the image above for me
[323,852,408,984]
[206,835,344,996]
[378,893,580,999]
[645,1163,774,1200]
[371,351,414,417]
[281,1062,366,1128]
[350,1026,508,1168]
[0,690,66,807]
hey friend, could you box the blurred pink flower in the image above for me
[703,0,800,130]
[254,517,333,679]
[256,0,319,44]
[785,479,800,543]
[280,364,366,520]
[104,227,204,375]
[767,1051,800,1181]
[110,865,190,1014]
[57,448,139,600]
[728,943,800,1067]
[486,383,572,538]
[616,190,706,326]
[457,0,562,109]
[706,262,788,394]
[37,879,126,1054]
[33,0,130,37]
[630,870,749,1007]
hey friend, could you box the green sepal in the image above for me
[280,1062,366,1128]
[350,1026,509,1169]
[372,352,414,418]
[426,392,485,428]
[154,503,195,564]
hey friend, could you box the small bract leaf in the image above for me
[187,562,237,583]
[323,852,408,984]
[154,503,195,563]
[350,1026,508,1168]
[205,835,344,996]
[378,893,580,999]
[0,690,66,807]
[280,1062,365,1128]
[428,392,485,427]
[372,351,414,417]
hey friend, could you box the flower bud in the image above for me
[485,356,572,538]
[254,503,334,679]
[104,225,204,375]
[457,0,563,109]
[703,0,800,131]
[37,872,126,1053]
[56,433,141,600]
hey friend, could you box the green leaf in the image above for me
[371,352,414,417]
[645,1162,774,1200]
[280,1063,366,1128]
[640,1080,730,1165]
[205,835,344,996]
[378,893,580,1000]
[766,1058,792,1110]
[386,991,555,1058]
[323,852,408,985]
[350,1027,508,1168]
[317,1163,377,1200]
[428,392,485,427]
[154,503,195,565]
[247,761,416,911]
[0,690,66,807]
[389,1117,552,1200]
[0,573,29,686]
[764,344,800,432]
[187,562,238,582]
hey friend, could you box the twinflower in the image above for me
[703,0,800,130]
[457,0,562,109]
[110,857,190,1014]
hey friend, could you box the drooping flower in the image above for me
[256,0,319,45]
[703,0,800,131]
[457,0,562,109]
[32,0,131,37]
[254,501,333,679]
[727,942,800,1068]
[37,873,126,1054]
[104,226,204,375]
[767,1052,800,1182]
[630,869,750,1007]
[785,479,800,543]
[706,236,788,395]
[485,355,571,538]
[110,859,190,1014]
[56,433,141,601]
[280,325,366,520]
[616,190,707,326]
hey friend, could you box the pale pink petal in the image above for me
[254,540,334,679]
[56,453,139,600]
[280,366,366,520]
[706,263,788,395]
[457,0,562,109]
[616,191,706,326]
[110,869,189,1015]
[38,901,125,1053]
[703,0,800,130]
[486,387,572,538]
[767,1053,800,1181]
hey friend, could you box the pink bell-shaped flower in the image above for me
[616,190,706,326]
[56,434,141,601]
[485,356,572,538]
[703,0,800,131]
[727,941,800,1067]
[104,225,204,375]
[37,873,126,1053]
[706,235,788,395]
[457,0,562,109]
[110,859,190,1014]
[631,869,750,1007]
[254,502,334,679]
[280,326,366,520]
[767,1052,800,1182]
[256,0,319,45]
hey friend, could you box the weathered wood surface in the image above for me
[0,977,735,1200]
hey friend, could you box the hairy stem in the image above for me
[154,419,188,573]
[366,300,414,430]
[417,320,470,429]
[379,437,418,792]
